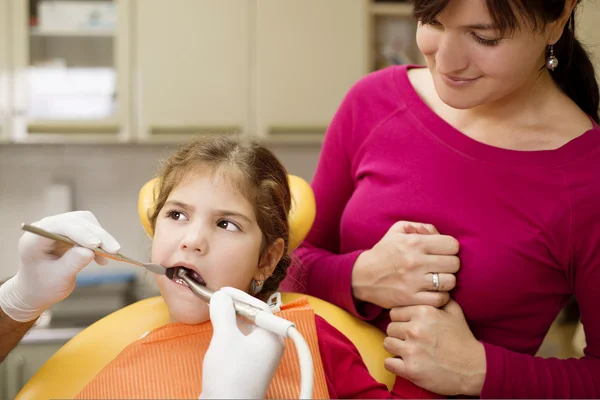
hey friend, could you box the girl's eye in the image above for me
[167,210,188,221]
[471,33,500,47]
[217,220,240,232]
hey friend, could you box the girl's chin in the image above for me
[169,311,210,325]
[166,300,210,325]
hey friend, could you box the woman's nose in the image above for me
[436,34,469,74]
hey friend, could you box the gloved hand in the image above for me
[0,211,120,322]
[199,287,285,400]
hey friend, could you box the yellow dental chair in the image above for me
[15,175,394,400]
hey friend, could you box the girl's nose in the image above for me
[180,226,209,254]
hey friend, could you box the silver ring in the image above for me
[432,273,440,291]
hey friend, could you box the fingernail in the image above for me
[86,238,101,247]
[104,241,121,253]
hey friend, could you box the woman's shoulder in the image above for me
[345,64,420,103]
[333,65,425,140]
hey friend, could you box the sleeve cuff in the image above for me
[479,341,506,399]
[308,249,384,321]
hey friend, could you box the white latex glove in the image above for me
[199,287,285,400]
[0,211,120,322]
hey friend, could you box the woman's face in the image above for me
[416,0,557,109]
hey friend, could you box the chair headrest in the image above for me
[137,174,316,253]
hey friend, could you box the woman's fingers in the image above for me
[402,223,439,235]
[421,234,460,255]
[423,272,457,292]
[414,291,451,308]
[384,356,407,378]
[422,254,460,274]
[389,308,412,323]
[384,336,407,358]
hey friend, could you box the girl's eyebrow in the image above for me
[164,200,194,212]
[214,209,253,223]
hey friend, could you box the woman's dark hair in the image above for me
[413,0,599,123]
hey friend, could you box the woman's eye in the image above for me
[425,19,444,29]
[471,33,500,47]
[167,210,188,221]
[217,220,240,232]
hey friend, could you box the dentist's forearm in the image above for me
[0,279,37,363]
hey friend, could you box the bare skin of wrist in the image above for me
[0,280,38,363]
[0,307,37,363]
[461,341,487,396]
[351,251,373,303]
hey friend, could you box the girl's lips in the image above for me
[168,266,206,287]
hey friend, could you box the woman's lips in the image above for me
[440,73,480,87]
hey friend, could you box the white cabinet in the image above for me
[133,0,250,142]
[0,0,9,142]
[2,340,68,400]
[255,0,369,141]
[134,0,369,143]
[9,0,131,142]
[3,1,373,144]
[579,0,600,82]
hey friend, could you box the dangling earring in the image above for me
[546,45,559,71]
[250,279,264,295]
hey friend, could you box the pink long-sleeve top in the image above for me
[282,65,600,398]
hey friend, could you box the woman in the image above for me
[283,0,600,397]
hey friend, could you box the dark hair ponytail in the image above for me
[551,12,599,123]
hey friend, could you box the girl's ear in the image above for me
[255,238,285,281]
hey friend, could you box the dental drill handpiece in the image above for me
[177,269,262,323]
[178,269,315,399]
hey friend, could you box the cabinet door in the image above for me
[134,0,250,142]
[4,342,65,399]
[255,0,369,141]
[0,0,8,142]
[9,0,131,142]
[579,1,600,81]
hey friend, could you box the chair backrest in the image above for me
[16,174,394,399]
[16,293,394,399]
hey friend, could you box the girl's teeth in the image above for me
[175,278,189,287]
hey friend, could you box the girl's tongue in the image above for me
[171,266,205,286]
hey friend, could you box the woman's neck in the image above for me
[468,70,557,124]
[418,68,591,150]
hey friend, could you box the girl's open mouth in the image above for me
[169,266,205,288]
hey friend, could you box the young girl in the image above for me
[74,136,437,399]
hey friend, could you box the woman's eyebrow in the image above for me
[462,23,497,30]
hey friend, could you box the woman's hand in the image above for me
[351,221,460,309]
[383,300,486,396]
[200,287,285,399]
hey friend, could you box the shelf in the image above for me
[371,2,413,17]
[262,133,325,146]
[30,28,114,37]
[26,119,120,134]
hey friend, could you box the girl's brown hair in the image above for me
[413,0,599,123]
[149,135,292,300]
